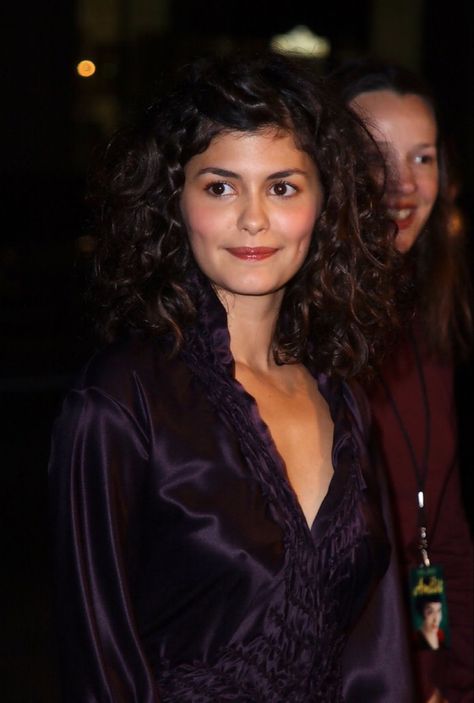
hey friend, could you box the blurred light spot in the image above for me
[271,26,331,58]
[75,235,97,255]
[76,60,96,78]
[448,208,464,238]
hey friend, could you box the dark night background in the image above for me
[2,1,472,700]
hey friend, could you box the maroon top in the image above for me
[368,321,474,702]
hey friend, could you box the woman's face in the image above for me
[350,89,439,253]
[181,128,323,305]
[422,602,442,631]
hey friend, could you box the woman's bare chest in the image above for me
[236,364,334,527]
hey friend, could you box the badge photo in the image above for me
[409,565,450,651]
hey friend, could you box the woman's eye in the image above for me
[270,181,297,197]
[205,182,233,196]
[414,153,437,166]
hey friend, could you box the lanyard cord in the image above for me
[379,330,432,566]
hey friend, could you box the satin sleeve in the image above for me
[49,387,161,702]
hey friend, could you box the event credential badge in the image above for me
[409,565,450,651]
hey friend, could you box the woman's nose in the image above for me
[388,159,417,196]
[237,194,269,235]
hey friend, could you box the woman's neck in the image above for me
[420,625,439,650]
[219,289,284,372]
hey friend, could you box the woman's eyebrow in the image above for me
[267,169,309,179]
[374,139,436,149]
[196,167,239,178]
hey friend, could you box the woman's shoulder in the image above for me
[342,377,372,437]
[71,333,177,408]
[316,372,371,442]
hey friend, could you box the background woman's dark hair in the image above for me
[88,51,407,378]
[330,59,473,360]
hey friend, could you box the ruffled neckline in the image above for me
[186,271,235,373]
[183,272,355,546]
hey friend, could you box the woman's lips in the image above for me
[387,206,416,231]
[226,247,279,260]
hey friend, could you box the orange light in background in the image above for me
[76,60,96,78]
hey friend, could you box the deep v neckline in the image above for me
[234,363,335,532]
[233,371,343,539]
[183,275,351,544]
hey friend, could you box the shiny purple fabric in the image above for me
[49,279,392,702]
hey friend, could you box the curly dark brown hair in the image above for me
[330,58,472,360]
[88,52,407,378]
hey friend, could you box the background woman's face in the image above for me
[181,128,323,304]
[351,89,439,253]
[423,602,442,631]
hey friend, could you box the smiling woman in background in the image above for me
[49,53,412,702]
[332,60,473,703]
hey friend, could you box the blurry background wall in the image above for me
[2,1,472,700]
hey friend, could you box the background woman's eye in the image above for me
[415,154,436,165]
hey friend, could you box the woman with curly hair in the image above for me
[332,60,473,703]
[49,53,411,702]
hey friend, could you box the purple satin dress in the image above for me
[49,279,398,702]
